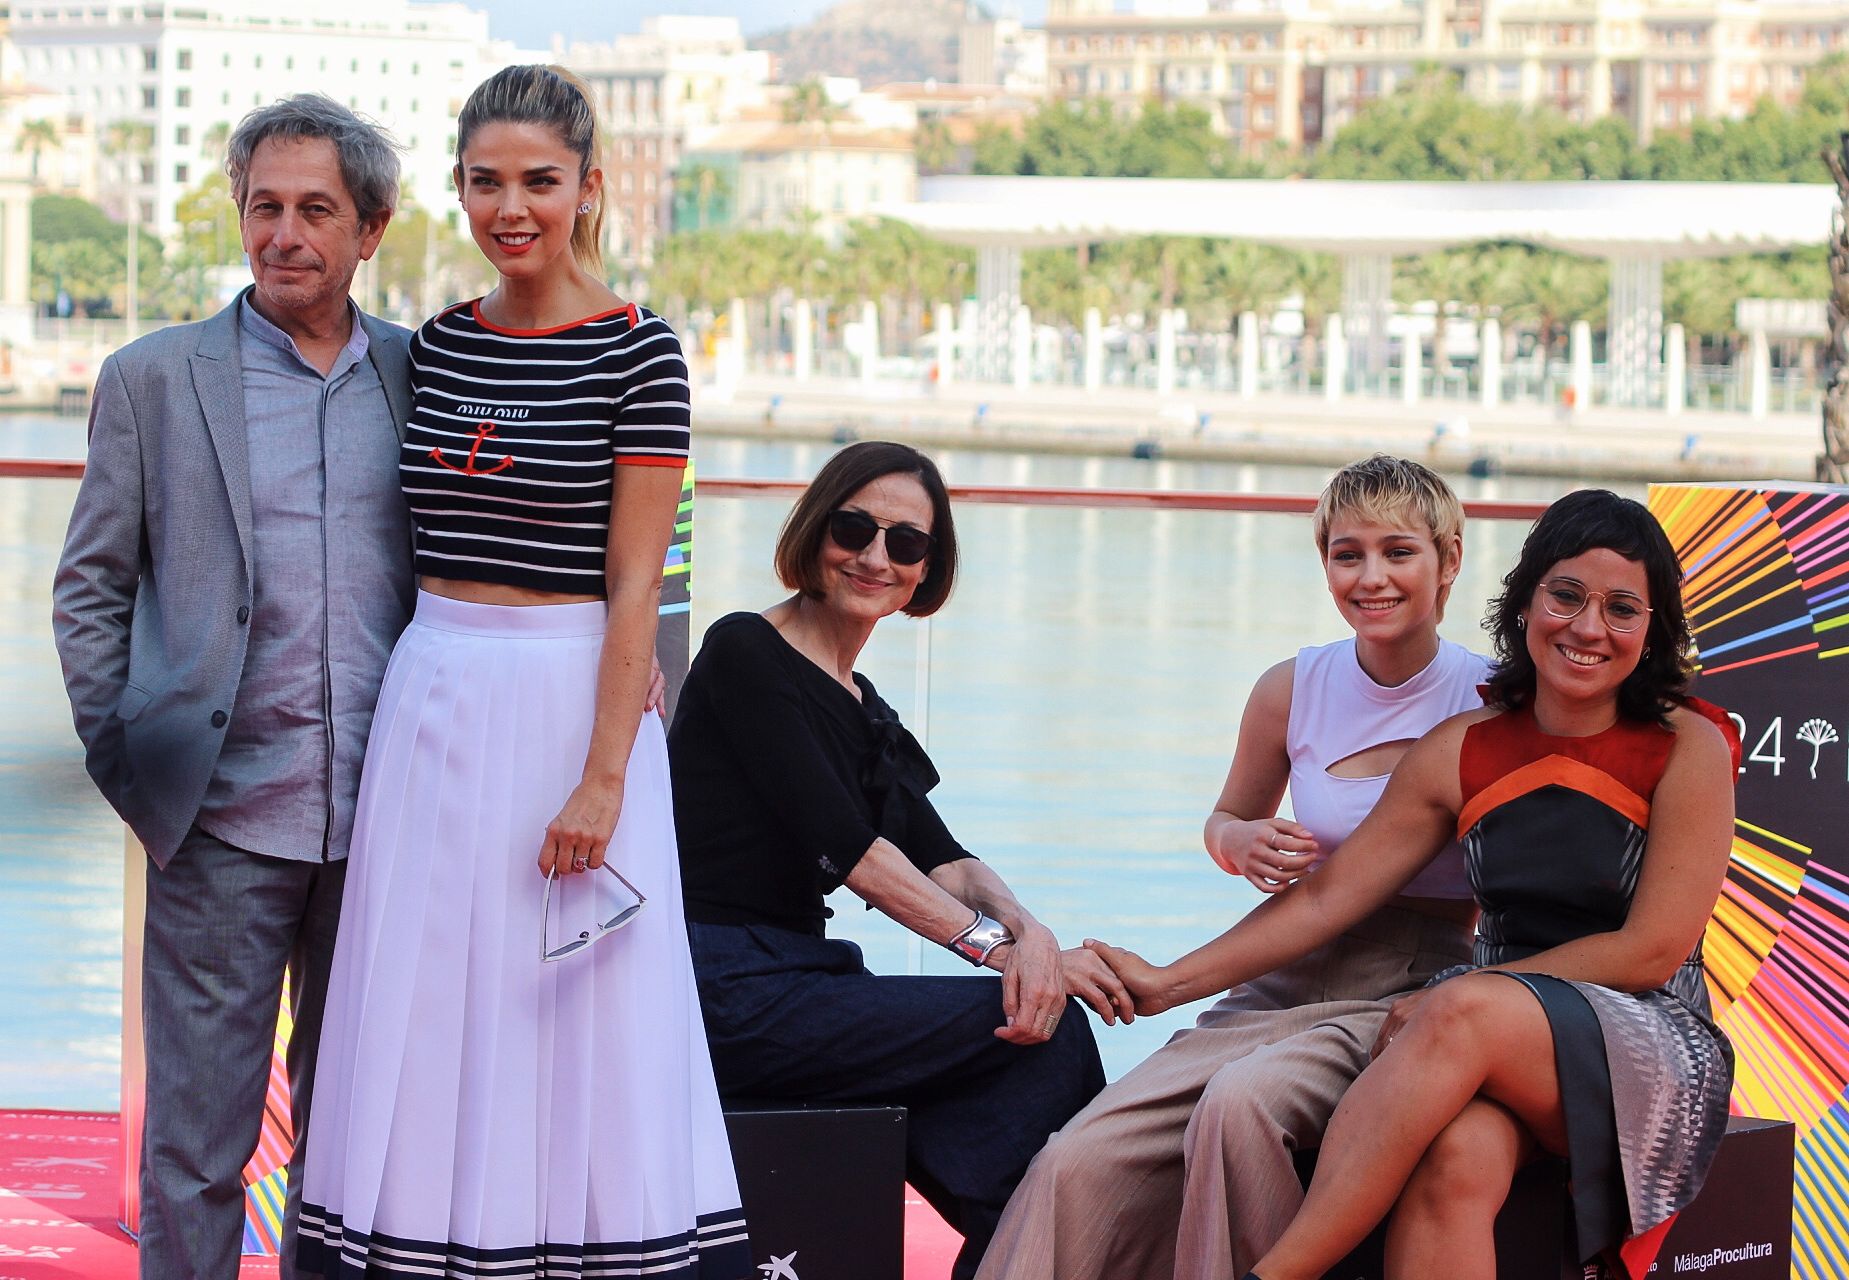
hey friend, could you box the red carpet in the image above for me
[0,1109,960,1279]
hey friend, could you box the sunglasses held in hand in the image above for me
[827,509,935,566]
[541,862,647,962]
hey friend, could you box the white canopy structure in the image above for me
[877,176,1839,402]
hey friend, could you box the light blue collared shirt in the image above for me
[194,290,413,862]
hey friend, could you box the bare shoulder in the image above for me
[1249,657,1295,713]
[1664,703,1732,768]
[1425,705,1500,746]
[1398,707,1493,776]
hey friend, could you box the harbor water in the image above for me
[0,415,1628,1108]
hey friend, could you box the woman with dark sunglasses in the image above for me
[666,440,1120,1280]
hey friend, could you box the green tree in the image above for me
[781,78,840,127]
[30,193,164,317]
[1310,71,1641,180]
[1118,103,1237,179]
[1203,240,1297,324]
[173,171,239,267]
[373,201,488,315]
[915,117,960,176]
[1505,249,1604,360]
[1643,55,1849,182]
[1288,252,1343,367]
[676,161,733,231]
[1015,100,1128,176]
[970,119,1025,175]
[1022,246,1111,326]
[16,118,60,186]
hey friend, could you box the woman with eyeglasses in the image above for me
[667,440,1117,1280]
[1088,489,1739,1280]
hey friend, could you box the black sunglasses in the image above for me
[827,509,935,566]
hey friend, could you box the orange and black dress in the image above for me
[1439,700,1738,1266]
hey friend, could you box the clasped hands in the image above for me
[988,924,1139,1046]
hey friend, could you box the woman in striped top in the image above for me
[300,65,749,1280]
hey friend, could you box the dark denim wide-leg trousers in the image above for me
[689,921,1106,1280]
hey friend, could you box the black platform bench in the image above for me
[1305,1114,1794,1280]
[724,1102,909,1280]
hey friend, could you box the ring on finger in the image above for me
[1041,1014,1059,1035]
[572,855,588,872]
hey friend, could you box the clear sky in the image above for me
[474,1,1047,49]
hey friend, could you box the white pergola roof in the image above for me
[880,176,1839,259]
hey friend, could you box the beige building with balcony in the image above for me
[561,17,773,271]
[1046,0,1849,152]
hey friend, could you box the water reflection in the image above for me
[1,424,1636,1106]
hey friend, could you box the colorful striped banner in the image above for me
[1652,481,1849,1280]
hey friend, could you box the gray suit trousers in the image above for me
[137,828,344,1280]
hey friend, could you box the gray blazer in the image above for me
[51,300,413,868]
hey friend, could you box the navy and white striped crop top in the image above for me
[401,299,691,595]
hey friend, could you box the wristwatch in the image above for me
[946,910,1014,967]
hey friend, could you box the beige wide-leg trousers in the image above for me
[975,905,1472,1280]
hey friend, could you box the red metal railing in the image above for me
[0,460,1553,522]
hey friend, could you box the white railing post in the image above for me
[792,298,813,383]
[934,302,955,391]
[1156,308,1178,397]
[1083,307,1104,393]
[1479,317,1502,410]
[1570,320,1593,412]
[1324,314,1346,403]
[1239,310,1259,400]
[1664,323,1686,417]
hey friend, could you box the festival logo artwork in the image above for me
[1651,481,1849,1280]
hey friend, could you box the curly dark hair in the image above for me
[1482,489,1692,725]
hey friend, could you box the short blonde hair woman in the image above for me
[980,455,1488,1280]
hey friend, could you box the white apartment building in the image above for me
[11,0,509,237]
[560,17,772,270]
[1047,0,1849,152]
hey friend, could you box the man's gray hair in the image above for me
[226,94,401,223]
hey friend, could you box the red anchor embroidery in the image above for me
[430,422,515,477]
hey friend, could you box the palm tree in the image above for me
[915,118,960,176]
[201,121,231,172]
[677,161,732,232]
[101,119,155,328]
[780,79,840,128]
[1288,252,1343,374]
[16,118,60,186]
[1208,240,1295,325]
[1509,250,1604,365]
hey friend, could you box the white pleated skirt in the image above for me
[299,592,749,1280]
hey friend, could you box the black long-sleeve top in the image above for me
[669,611,975,936]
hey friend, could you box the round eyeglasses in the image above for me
[1538,578,1653,633]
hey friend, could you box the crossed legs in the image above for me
[1250,973,1568,1280]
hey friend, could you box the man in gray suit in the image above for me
[52,96,410,1279]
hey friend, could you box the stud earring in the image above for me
[1516,614,1526,629]
[577,201,592,215]
[1642,646,1651,660]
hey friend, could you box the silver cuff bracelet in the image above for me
[946,910,1014,967]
